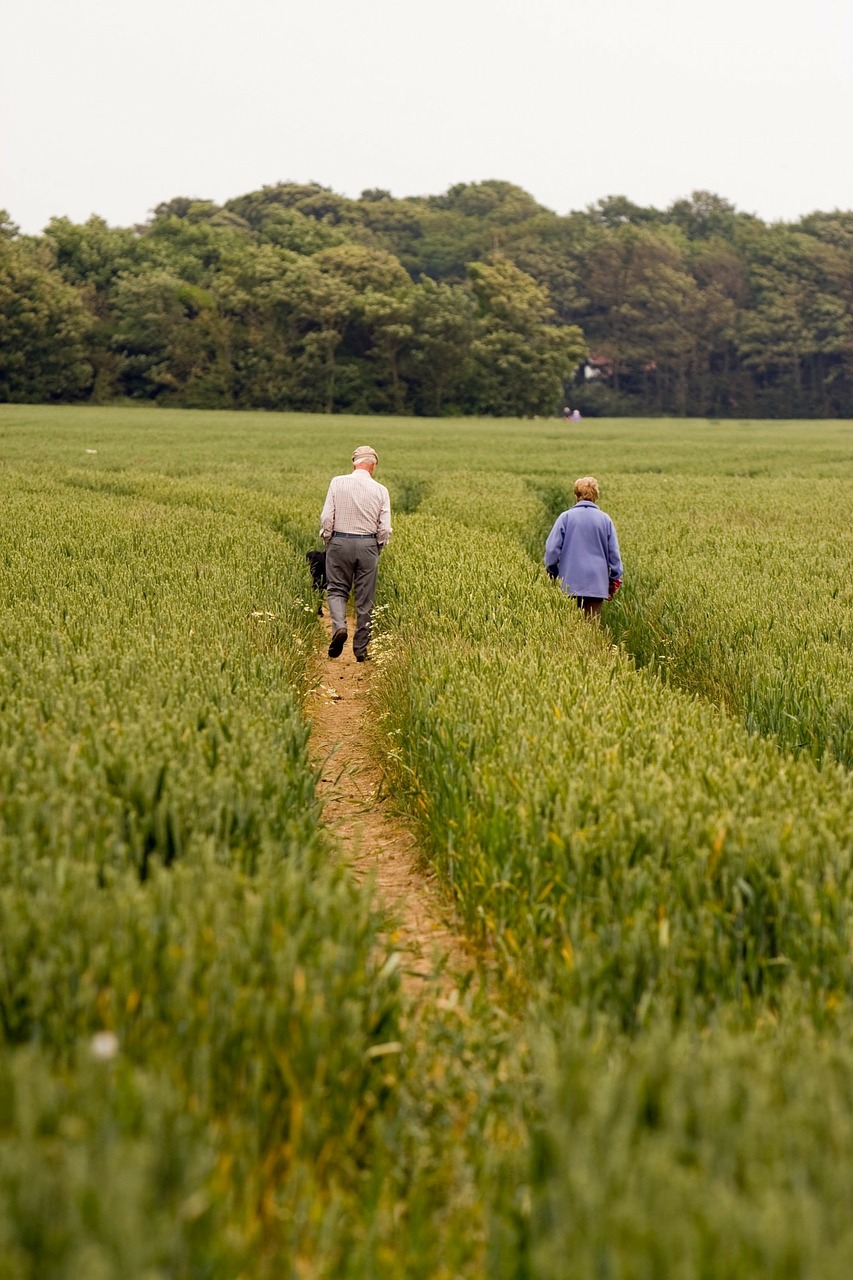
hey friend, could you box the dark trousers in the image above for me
[325,537,379,656]
[574,596,603,621]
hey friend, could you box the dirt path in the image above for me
[308,617,473,998]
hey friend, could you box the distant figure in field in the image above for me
[570,408,582,422]
[544,476,622,622]
[562,405,572,420]
[320,446,392,661]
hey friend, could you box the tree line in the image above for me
[2,181,852,417]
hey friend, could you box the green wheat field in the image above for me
[1,404,852,1279]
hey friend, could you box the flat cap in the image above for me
[352,445,378,465]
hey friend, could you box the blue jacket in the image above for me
[544,501,623,599]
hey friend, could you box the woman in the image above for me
[544,476,623,621]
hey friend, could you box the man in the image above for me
[319,445,392,661]
[544,476,622,621]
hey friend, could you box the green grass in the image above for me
[2,404,853,1277]
[374,515,853,1024]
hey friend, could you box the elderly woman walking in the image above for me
[544,476,623,621]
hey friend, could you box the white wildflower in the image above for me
[90,1030,119,1061]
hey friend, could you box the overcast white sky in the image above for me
[3,0,852,234]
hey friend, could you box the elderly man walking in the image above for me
[320,446,392,661]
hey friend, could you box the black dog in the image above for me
[305,550,327,616]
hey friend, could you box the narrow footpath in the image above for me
[308,617,473,998]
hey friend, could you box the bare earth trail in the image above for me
[307,617,474,998]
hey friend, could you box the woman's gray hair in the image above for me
[574,476,600,502]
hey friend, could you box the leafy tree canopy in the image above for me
[3,180,852,417]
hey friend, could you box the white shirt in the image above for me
[320,469,393,547]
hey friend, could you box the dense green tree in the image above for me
[3,181,853,416]
[433,180,546,223]
[737,228,853,415]
[359,286,415,414]
[0,235,93,402]
[400,220,478,282]
[149,198,252,233]
[212,243,299,409]
[46,216,141,295]
[0,211,19,240]
[586,195,660,229]
[249,244,414,413]
[110,269,231,406]
[277,254,359,413]
[43,216,143,400]
[580,226,698,405]
[468,258,585,416]
[405,280,477,415]
[685,242,744,414]
[259,209,345,255]
[223,183,338,231]
[666,191,742,241]
[498,214,589,323]
[796,210,853,251]
[139,217,249,287]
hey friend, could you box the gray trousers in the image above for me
[325,536,379,657]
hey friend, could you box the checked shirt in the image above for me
[319,469,392,546]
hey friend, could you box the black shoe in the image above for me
[355,653,369,663]
[328,628,347,658]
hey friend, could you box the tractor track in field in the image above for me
[307,615,474,1000]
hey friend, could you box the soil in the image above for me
[307,615,474,998]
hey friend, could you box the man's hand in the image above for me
[608,577,622,600]
[546,564,559,579]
